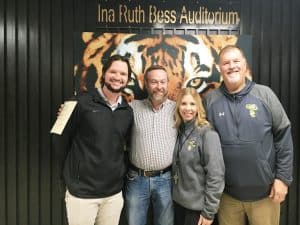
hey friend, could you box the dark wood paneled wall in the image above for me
[0,0,299,224]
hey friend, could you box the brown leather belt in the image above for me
[129,163,171,177]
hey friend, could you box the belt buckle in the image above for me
[143,170,149,176]
[143,170,154,177]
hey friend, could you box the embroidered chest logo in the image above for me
[218,112,225,117]
[245,104,258,118]
[187,140,197,151]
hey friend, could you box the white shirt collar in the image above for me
[98,88,122,111]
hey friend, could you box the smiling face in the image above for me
[144,68,169,104]
[179,94,197,122]
[103,60,129,93]
[219,47,248,93]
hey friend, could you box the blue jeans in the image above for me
[125,169,174,225]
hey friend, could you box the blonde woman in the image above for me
[172,87,224,225]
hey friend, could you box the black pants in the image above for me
[174,201,201,225]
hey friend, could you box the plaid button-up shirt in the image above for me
[129,98,177,170]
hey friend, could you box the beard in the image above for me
[149,90,168,102]
[104,80,127,93]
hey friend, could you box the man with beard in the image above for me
[58,55,133,225]
[125,65,177,225]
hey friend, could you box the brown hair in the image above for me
[143,65,168,82]
[101,54,132,86]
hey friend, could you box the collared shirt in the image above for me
[98,87,122,111]
[129,98,177,170]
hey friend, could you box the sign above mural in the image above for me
[94,0,240,29]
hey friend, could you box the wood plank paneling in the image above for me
[287,0,300,224]
[6,0,17,224]
[50,0,67,224]
[28,0,40,224]
[270,0,282,96]
[16,0,29,224]
[40,0,51,224]
[0,0,6,222]
[0,0,299,224]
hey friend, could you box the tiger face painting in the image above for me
[74,33,245,101]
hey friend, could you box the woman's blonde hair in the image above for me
[174,87,210,129]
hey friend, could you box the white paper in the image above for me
[50,101,77,135]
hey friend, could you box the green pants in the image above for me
[218,193,280,225]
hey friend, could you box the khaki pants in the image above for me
[218,193,280,225]
[65,190,124,225]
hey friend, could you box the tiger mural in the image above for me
[74,33,244,101]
